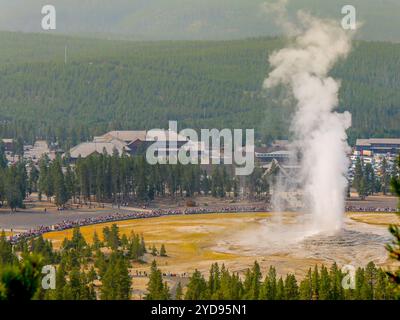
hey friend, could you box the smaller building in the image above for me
[23,140,53,162]
[255,150,293,164]
[355,138,400,155]
[1,138,14,152]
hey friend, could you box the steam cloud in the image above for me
[264,3,353,233]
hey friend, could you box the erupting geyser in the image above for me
[264,10,353,234]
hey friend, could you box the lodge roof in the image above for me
[356,138,400,147]
[69,142,128,158]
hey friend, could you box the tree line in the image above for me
[169,261,397,300]
[352,157,399,199]
[0,144,272,210]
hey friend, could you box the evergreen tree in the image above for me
[101,253,131,300]
[329,262,344,300]
[115,257,132,300]
[136,157,148,201]
[381,158,390,195]
[38,155,53,201]
[69,227,87,252]
[109,224,121,251]
[65,267,95,300]
[65,165,76,203]
[260,266,277,300]
[175,282,183,300]
[374,269,392,300]
[319,265,331,300]
[364,261,377,300]
[28,162,39,194]
[146,260,169,300]
[92,231,102,251]
[0,255,43,301]
[52,160,68,207]
[284,274,299,300]
[55,263,67,300]
[218,264,236,300]
[386,155,400,297]
[208,263,220,298]
[121,234,129,248]
[359,176,367,200]
[127,232,145,260]
[151,244,158,256]
[276,277,285,300]
[159,244,167,257]
[0,141,7,169]
[185,269,208,300]
[354,267,365,299]
[364,163,376,195]
[243,261,261,300]
[299,268,313,300]
[353,158,363,193]
[4,165,25,211]
[30,235,57,264]
[311,265,320,300]
[0,231,16,265]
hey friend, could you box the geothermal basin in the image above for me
[42,211,399,277]
[212,212,396,270]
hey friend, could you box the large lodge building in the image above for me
[68,130,195,161]
[355,138,400,156]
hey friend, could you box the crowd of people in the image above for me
[7,204,398,244]
[345,206,399,213]
[133,270,188,278]
[152,205,272,216]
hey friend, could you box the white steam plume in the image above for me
[264,6,353,233]
[260,0,297,36]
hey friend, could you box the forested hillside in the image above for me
[0,32,399,148]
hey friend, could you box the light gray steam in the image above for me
[264,5,353,234]
[260,0,297,36]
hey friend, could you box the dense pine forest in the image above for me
[0,32,399,148]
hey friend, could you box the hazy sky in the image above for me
[0,0,399,41]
